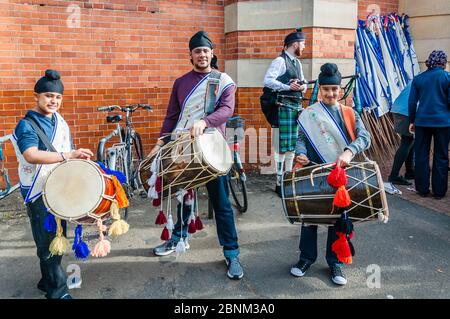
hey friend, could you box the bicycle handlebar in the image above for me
[96,104,153,112]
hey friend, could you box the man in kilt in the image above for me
[263,29,307,196]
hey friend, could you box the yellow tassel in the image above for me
[111,176,129,209]
[49,217,71,256]
[108,200,130,237]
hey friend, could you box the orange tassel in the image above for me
[333,185,351,208]
[111,175,129,209]
[332,232,352,264]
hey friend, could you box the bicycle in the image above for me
[207,116,248,217]
[96,103,152,220]
[0,135,12,198]
[0,135,28,200]
[226,116,248,213]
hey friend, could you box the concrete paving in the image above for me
[0,174,449,299]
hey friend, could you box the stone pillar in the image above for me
[400,0,450,70]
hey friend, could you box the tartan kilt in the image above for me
[277,105,300,153]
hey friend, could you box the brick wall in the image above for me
[0,0,226,183]
[0,0,400,182]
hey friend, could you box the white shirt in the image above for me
[263,50,306,92]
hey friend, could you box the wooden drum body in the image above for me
[139,128,232,198]
[282,161,389,225]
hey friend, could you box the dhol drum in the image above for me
[43,159,116,224]
[139,128,232,198]
[281,161,389,225]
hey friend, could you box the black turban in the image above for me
[318,63,342,86]
[189,31,214,51]
[284,28,306,47]
[34,69,64,94]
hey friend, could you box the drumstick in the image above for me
[310,163,335,187]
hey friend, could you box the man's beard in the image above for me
[194,60,210,70]
[295,47,302,57]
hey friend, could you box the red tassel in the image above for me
[332,232,353,264]
[155,176,162,193]
[155,210,167,225]
[160,226,170,241]
[195,216,204,231]
[333,185,351,208]
[188,219,197,234]
[327,165,347,188]
[152,198,161,207]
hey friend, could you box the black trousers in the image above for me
[414,126,450,197]
[27,197,69,299]
[299,225,340,267]
[389,135,414,178]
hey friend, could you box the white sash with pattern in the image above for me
[297,102,350,163]
[175,72,235,132]
[11,113,72,203]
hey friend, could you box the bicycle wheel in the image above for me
[129,132,144,191]
[227,164,248,213]
[108,150,129,221]
[97,140,106,163]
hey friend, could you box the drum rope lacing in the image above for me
[283,161,388,224]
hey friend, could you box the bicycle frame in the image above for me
[0,134,19,199]
[229,135,246,182]
[99,121,132,184]
[97,104,150,192]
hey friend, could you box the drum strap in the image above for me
[204,70,221,115]
[339,104,356,142]
[23,117,57,152]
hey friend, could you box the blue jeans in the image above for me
[26,197,69,299]
[171,175,239,259]
[298,225,341,267]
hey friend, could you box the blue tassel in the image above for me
[74,241,90,259]
[72,225,90,259]
[96,161,126,184]
[44,213,56,233]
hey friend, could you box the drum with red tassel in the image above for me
[281,161,389,225]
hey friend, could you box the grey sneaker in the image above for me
[153,239,190,256]
[290,260,311,277]
[225,257,244,280]
[330,264,347,285]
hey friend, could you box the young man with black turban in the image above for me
[291,63,371,285]
[148,31,244,280]
[408,50,450,199]
[263,28,307,197]
[12,69,93,299]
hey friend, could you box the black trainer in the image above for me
[37,281,47,294]
[275,185,282,198]
[290,260,311,277]
[404,171,415,180]
[330,265,347,285]
[153,239,190,256]
[388,176,412,186]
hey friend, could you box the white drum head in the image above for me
[43,160,104,220]
[195,129,232,173]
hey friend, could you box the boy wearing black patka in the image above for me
[12,69,93,299]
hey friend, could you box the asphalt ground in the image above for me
[0,174,448,300]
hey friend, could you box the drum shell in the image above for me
[139,129,232,198]
[43,160,115,225]
[282,162,388,225]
